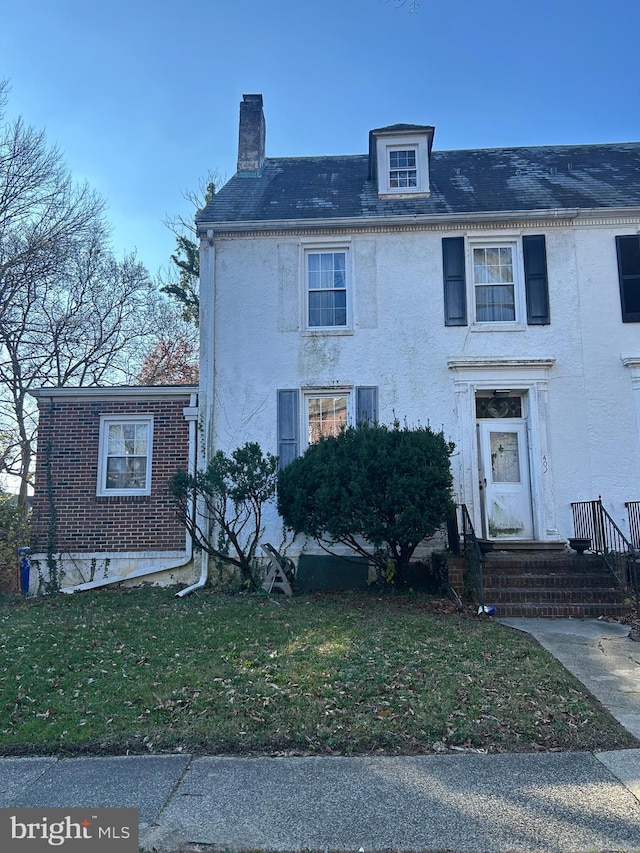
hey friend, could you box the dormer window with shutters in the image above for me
[370,124,434,199]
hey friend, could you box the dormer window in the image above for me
[370,124,434,199]
[389,148,417,188]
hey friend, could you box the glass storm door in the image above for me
[478,421,533,540]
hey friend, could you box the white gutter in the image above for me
[30,385,198,401]
[60,393,199,594]
[197,205,640,238]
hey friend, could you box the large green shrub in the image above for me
[278,422,456,584]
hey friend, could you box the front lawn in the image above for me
[0,588,636,756]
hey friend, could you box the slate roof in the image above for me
[197,142,640,227]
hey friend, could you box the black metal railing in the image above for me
[626,501,640,549]
[459,504,485,608]
[571,498,639,615]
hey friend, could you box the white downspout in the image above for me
[176,230,216,598]
[60,393,199,594]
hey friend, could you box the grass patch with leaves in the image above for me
[0,588,636,757]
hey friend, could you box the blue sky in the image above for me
[2,0,639,275]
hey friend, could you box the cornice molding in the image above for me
[447,357,556,371]
[621,355,640,370]
[201,209,640,241]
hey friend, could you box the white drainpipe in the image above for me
[177,231,216,598]
[60,393,199,594]
[175,545,208,599]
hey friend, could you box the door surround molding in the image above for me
[447,356,558,541]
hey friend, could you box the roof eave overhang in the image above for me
[29,385,199,402]
[197,206,640,237]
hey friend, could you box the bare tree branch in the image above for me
[0,88,157,513]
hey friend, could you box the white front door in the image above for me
[478,421,533,540]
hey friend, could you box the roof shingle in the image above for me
[197,142,640,226]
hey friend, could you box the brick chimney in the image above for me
[237,94,266,175]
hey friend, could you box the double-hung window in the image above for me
[472,245,517,323]
[306,249,348,329]
[443,235,550,327]
[388,148,417,189]
[97,415,153,496]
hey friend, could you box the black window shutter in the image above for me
[522,235,550,325]
[277,389,299,468]
[356,386,378,425]
[442,237,467,326]
[616,235,640,322]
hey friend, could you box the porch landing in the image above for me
[487,539,566,551]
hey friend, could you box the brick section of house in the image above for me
[31,390,195,554]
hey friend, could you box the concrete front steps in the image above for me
[481,549,628,618]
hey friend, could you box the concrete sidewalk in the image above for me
[0,618,638,853]
[1,750,639,852]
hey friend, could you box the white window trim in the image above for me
[468,237,527,331]
[376,134,430,197]
[97,414,154,497]
[302,244,352,332]
[302,388,354,450]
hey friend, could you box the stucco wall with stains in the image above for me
[201,219,640,552]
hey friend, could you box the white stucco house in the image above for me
[195,94,640,558]
[28,93,640,598]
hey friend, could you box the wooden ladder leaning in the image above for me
[261,543,295,597]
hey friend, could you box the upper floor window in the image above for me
[616,235,640,322]
[389,148,417,189]
[374,132,431,197]
[473,245,517,323]
[443,234,550,328]
[306,249,348,329]
[97,416,153,496]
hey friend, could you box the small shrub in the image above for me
[171,442,278,588]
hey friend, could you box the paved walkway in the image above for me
[0,618,639,852]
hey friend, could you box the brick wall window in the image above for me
[30,393,193,554]
[97,415,153,496]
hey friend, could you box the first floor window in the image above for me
[307,394,349,444]
[98,416,153,495]
[473,245,516,322]
[277,386,378,467]
[306,249,348,328]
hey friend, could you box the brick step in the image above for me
[485,551,602,565]
[483,560,608,576]
[483,572,617,589]
[490,602,629,618]
[483,586,624,604]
